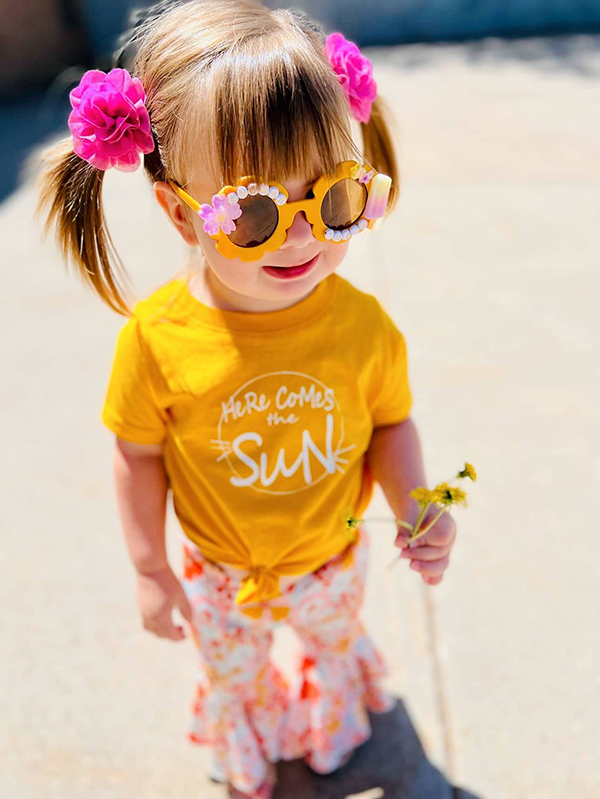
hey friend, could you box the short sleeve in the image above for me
[369,306,412,427]
[101,317,168,445]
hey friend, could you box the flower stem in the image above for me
[408,506,447,543]
[410,502,431,540]
[359,517,415,531]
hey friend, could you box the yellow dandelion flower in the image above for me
[432,482,468,507]
[458,462,477,482]
[341,504,357,528]
[345,515,360,530]
[409,487,435,506]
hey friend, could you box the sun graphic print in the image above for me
[210,371,356,495]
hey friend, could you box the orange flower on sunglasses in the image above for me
[168,160,392,262]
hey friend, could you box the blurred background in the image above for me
[2,2,599,799]
[2,0,600,199]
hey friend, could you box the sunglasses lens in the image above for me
[227,195,279,248]
[321,178,367,231]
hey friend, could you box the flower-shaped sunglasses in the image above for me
[168,160,392,262]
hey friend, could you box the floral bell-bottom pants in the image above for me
[180,525,395,794]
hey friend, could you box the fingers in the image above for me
[399,545,451,561]
[423,574,444,586]
[143,614,187,641]
[409,554,449,576]
[176,591,194,624]
[396,527,454,550]
[136,570,194,641]
[402,541,451,585]
[417,525,456,549]
[397,513,457,550]
[395,514,455,585]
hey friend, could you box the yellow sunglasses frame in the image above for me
[168,159,389,262]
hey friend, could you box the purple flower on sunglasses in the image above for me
[352,164,375,184]
[198,194,242,235]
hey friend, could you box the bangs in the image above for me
[198,35,360,185]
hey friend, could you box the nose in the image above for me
[279,208,316,250]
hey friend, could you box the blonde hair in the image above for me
[38,0,399,315]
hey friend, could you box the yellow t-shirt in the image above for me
[102,273,412,611]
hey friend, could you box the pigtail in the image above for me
[37,138,132,316]
[362,96,400,213]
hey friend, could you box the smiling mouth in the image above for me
[265,254,318,270]
[263,253,319,280]
[262,254,319,278]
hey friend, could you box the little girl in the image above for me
[39,1,457,796]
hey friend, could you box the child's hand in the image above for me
[135,566,193,641]
[395,512,457,586]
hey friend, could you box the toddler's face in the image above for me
[156,156,350,312]
[193,171,349,310]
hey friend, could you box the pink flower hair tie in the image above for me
[68,68,155,172]
[325,32,377,124]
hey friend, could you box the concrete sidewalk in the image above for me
[1,34,599,799]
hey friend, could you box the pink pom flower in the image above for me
[325,33,377,124]
[198,194,242,236]
[68,68,155,172]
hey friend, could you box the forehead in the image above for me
[184,139,332,196]
[179,79,358,192]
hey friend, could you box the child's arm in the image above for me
[113,437,193,639]
[366,416,457,585]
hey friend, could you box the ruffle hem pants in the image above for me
[180,525,395,794]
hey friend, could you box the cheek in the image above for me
[196,225,257,284]
[194,221,227,267]
[204,244,243,280]
[193,214,349,279]
[320,241,350,270]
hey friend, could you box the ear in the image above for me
[153,181,199,246]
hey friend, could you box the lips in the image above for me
[267,253,319,270]
[262,254,319,279]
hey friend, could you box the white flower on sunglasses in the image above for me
[198,193,242,236]
[325,217,368,241]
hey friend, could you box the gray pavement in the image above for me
[1,34,599,799]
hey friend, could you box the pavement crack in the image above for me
[422,581,456,784]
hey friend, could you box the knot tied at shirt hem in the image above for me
[235,564,282,606]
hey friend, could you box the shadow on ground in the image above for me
[271,698,484,799]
